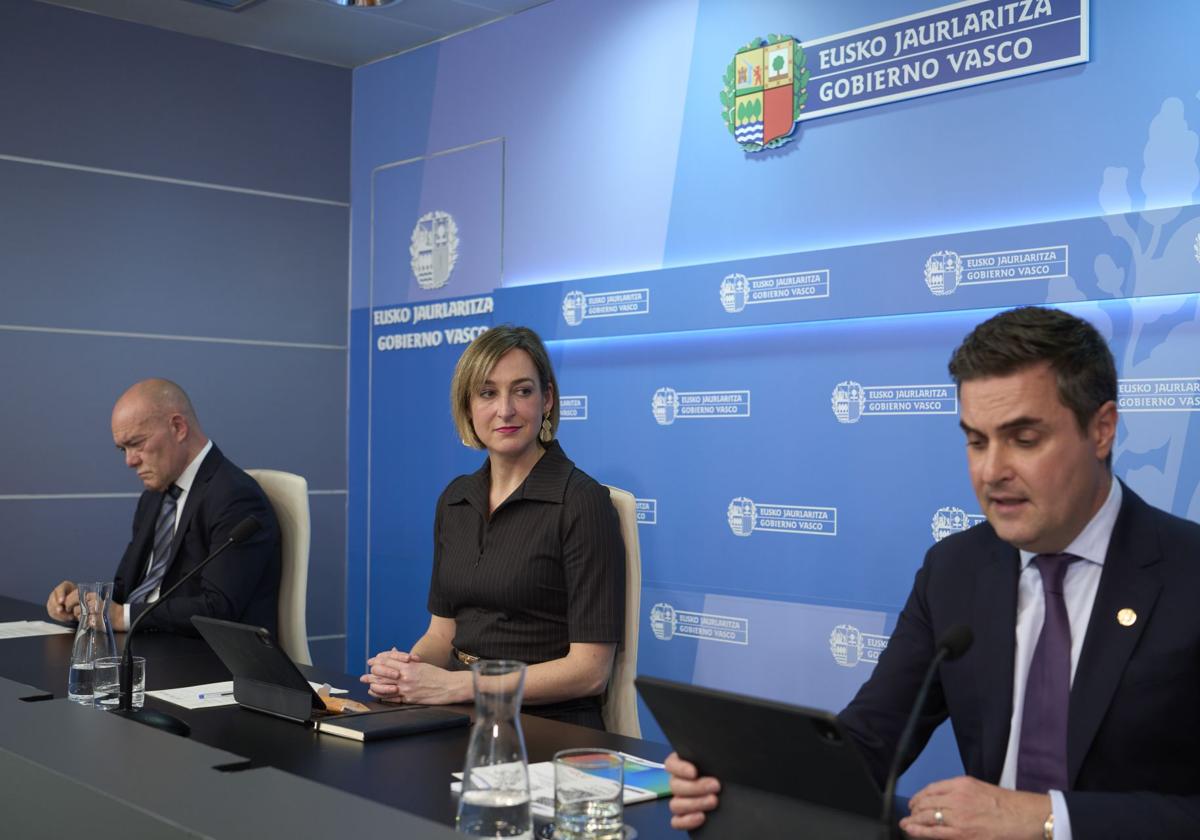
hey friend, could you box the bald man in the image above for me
[47,379,281,635]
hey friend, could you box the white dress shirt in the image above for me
[123,440,213,626]
[997,477,1122,840]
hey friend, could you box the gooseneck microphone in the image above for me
[880,624,974,835]
[112,515,262,736]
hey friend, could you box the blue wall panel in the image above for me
[0,160,348,345]
[0,1,350,671]
[308,495,347,642]
[0,331,346,495]
[0,1,349,202]
[0,498,142,601]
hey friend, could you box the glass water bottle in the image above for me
[457,660,532,838]
[67,581,118,705]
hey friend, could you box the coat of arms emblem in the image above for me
[721,35,808,152]
[410,210,458,290]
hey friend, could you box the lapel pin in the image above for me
[1117,608,1137,627]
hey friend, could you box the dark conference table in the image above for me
[0,595,674,838]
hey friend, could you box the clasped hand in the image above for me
[359,648,467,705]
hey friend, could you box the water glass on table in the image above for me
[553,749,624,840]
[93,656,145,710]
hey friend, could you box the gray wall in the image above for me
[0,1,351,669]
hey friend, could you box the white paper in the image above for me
[451,754,665,819]
[0,620,74,639]
[147,680,348,710]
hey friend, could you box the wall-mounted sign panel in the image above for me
[499,201,1200,340]
[800,0,1088,121]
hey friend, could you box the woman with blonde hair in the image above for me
[360,325,625,729]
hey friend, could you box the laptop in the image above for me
[635,675,889,840]
[192,616,468,736]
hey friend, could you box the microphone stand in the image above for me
[111,516,260,736]
[880,625,973,838]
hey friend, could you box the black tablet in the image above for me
[193,616,471,738]
[635,675,887,840]
[192,615,325,722]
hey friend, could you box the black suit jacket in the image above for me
[113,445,281,636]
[839,483,1200,837]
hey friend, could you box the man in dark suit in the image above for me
[47,379,281,635]
[666,307,1200,838]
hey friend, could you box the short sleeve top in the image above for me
[427,440,625,665]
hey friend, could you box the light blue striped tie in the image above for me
[127,485,182,604]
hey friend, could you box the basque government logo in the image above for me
[924,245,1068,296]
[561,288,650,327]
[652,386,751,425]
[562,291,586,326]
[831,380,866,423]
[829,624,889,668]
[1118,377,1200,411]
[557,395,589,421]
[720,274,750,313]
[636,498,658,525]
[719,269,830,313]
[651,388,679,425]
[831,379,957,423]
[721,35,809,152]
[650,602,749,645]
[649,603,677,641]
[410,210,458,290]
[727,496,837,537]
[727,497,757,537]
[931,506,985,542]
[924,250,962,296]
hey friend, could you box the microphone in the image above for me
[880,624,973,835]
[112,515,262,735]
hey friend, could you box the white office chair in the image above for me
[246,469,313,666]
[602,485,642,738]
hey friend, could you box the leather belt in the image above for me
[453,647,480,666]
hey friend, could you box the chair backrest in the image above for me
[602,485,641,738]
[246,469,313,666]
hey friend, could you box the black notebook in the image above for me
[315,706,470,741]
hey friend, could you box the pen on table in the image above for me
[198,690,235,700]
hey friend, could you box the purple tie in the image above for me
[1016,552,1080,793]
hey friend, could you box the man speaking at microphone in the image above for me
[667,307,1200,838]
[46,379,281,635]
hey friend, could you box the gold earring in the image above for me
[539,415,553,443]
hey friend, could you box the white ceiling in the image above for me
[38,0,553,68]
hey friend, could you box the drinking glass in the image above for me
[93,656,145,710]
[553,749,624,840]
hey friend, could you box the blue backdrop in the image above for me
[348,0,1200,792]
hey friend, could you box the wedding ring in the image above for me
[934,809,945,826]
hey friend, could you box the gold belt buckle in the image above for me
[454,648,479,666]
